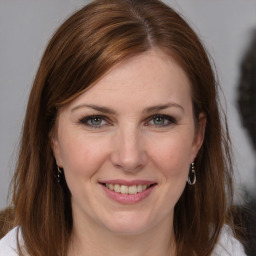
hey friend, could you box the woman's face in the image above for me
[52,48,205,236]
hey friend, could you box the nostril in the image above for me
[110,152,147,172]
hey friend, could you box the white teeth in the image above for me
[105,183,151,194]
[128,185,137,194]
[114,184,120,192]
[120,185,129,194]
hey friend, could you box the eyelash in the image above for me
[79,114,177,129]
[79,115,109,129]
[146,114,177,127]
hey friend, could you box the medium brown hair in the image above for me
[7,0,234,255]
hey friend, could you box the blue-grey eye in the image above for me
[80,115,107,128]
[89,117,103,126]
[153,116,166,126]
[148,114,176,127]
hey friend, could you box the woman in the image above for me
[0,0,246,255]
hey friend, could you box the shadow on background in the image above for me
[236,29,256,256]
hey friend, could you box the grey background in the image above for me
[0,0,256,209]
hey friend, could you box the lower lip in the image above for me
[101,185,155,204]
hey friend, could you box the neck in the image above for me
[68,214,176,256]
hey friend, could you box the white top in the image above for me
[0,226,247,256]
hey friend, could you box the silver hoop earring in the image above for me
[187,162,196,185]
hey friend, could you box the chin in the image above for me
[102,212,152,235]
[105,224,149,236]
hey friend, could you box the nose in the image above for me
[110,126,147,172]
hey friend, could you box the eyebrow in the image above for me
[71,104,116,114]
[71,103,184,114]
[143,103,184,113]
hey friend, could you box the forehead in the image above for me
[68,48,192,110]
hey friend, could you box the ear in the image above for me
[50,129,64,168]
[191,113,206,162]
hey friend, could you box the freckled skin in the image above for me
[52,48,205,253]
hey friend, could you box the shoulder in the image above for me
[212,225,247,256]
[0,227,25,256]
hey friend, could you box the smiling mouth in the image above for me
[101,183,156,195]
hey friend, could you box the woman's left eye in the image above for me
[79,115,108,128]
[147,114,176,127]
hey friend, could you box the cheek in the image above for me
[150,133,193,178]
[155,136,193,207]
[59,136,109,205]
[58,133,108,179]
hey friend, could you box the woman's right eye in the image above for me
[79,115,108,128]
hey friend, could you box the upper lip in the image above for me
[99,179,156,186]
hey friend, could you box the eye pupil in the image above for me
[91,117,102,126]
[154,117,165,125]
